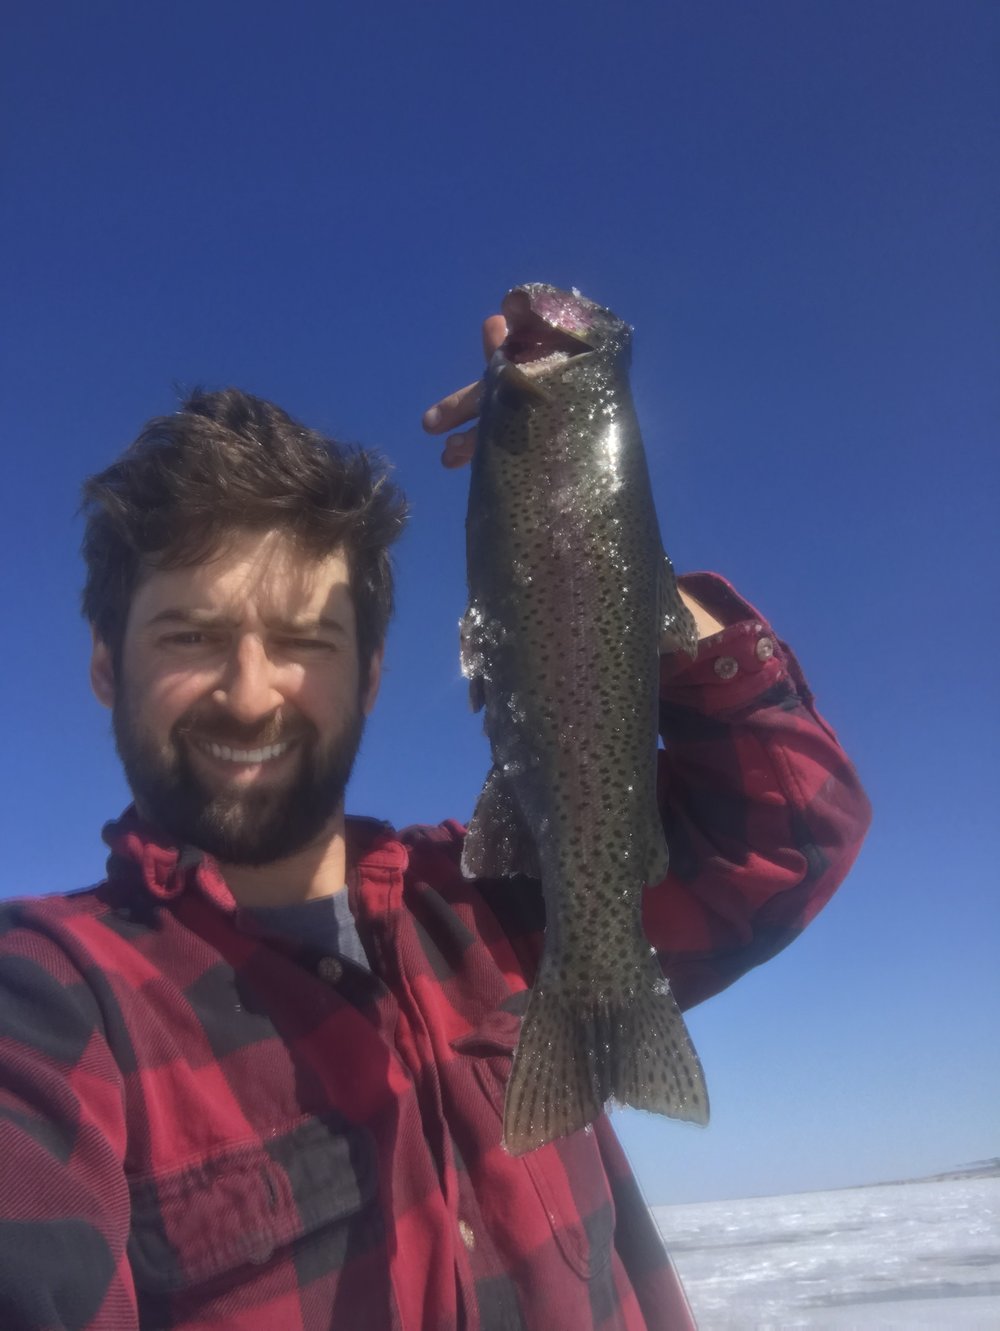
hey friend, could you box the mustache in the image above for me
[174,711,312,748]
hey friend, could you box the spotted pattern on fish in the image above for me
[461,283,708,1155]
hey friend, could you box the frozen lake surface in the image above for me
[652,1174,1000,1329]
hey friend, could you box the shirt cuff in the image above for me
[661,572,791,714]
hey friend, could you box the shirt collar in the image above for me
[101,806,410,912]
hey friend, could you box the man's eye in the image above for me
[286,638,335,652]
[164,631,208,646]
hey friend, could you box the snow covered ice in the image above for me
[652,1174,1000,1329]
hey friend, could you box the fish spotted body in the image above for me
[461,283,709,1155]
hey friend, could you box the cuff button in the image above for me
[714,656,739,680]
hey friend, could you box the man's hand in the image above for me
[422,315,507,468]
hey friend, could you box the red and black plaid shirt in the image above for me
[0,576,870,1330]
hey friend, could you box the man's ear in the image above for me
[90,633,116,709]
[362,645,384,716]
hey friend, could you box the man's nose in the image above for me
[212,636,283,723]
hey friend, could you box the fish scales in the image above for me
[461,283,710,1155]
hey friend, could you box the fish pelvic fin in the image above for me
[659,553,699,658]
[462,766,542,881]
[459,610,486,713]
[502,968,709,1156]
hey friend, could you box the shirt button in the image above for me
[318,957,343,983]
[714,656,739,680]
[755,636,775,661]
[458,1219,476,1251]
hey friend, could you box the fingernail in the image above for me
[423,407,441,429]
[442,436,473,468]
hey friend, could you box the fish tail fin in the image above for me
[612,974,709,1124]
[503,969,709,1156]
[502,985,604,1156]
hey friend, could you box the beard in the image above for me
[112,689,366,866]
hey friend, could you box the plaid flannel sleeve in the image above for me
[0,903,136,1330]
[645,573,872,1010]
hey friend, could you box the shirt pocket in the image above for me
[127,1113,379,1295]
[451,1005,616,1280]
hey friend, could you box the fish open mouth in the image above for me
[500,288,593,376]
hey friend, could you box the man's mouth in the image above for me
[192,738,294,765]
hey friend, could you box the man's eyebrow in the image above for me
[141,610,350,637]
[143,609,234,629]
[268,615,350,637]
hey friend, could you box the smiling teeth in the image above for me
[202,741,290,763]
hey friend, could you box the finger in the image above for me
[422,380,483,435]
[482,313,507,360]
[423,314,509,436]
[441,427,477,469]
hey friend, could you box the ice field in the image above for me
[652,1173,1000,1329]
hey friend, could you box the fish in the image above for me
[460,282,710,1156]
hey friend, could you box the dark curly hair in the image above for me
[81,388,408,685]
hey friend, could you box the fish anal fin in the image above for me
[461,767,541,881]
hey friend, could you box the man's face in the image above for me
[91,529,382,865]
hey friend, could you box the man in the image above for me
[0,316,870,1331]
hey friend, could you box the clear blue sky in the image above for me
[2,1,996,1205]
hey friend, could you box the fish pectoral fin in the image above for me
[502,966,709,1156]
[659,553,699,658]
[461,767,541,881]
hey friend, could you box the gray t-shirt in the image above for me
[246,890,370,970]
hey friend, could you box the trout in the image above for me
[461,283,709,1155]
